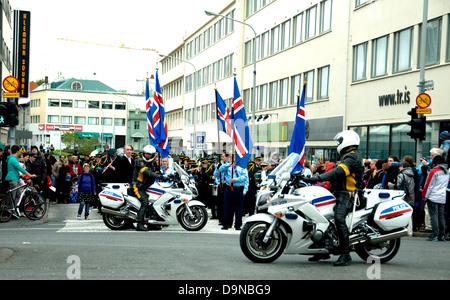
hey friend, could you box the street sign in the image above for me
[416,108,432,114]
[3,92,20,98]
[416,93,431,109]
[2,76,19,92]
[424,80,434,91]
[195,132,206,149]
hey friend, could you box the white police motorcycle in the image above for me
[99,162,208,231]
[240,153,413,264]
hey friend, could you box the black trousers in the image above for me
[223,185,244,229]
[333,191,354,254]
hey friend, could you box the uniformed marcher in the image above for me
[196,158,215,208]
[131,145,166,231]
[305,130,364,266]
[244,157,261,216]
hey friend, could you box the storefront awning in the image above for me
[102,133,113,138]
[75,132,100,138]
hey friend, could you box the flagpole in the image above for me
[230,71,238,191]
[215,84,222,157]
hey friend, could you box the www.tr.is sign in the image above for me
[378,88,411,107]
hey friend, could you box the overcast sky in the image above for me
[10,0,230,94]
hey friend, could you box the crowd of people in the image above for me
[1,130,448,243]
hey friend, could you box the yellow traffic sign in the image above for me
[2,76,19,92]
[416,108,432,114]
[416,93,431,109]
[3,92,20,98]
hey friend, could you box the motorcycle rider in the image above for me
[305,130,364,266]
[132,145,166,231]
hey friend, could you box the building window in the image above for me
[114,118,125,126]
[48,115,59,123]
[352,42,367,81]
[102,101,113,109]
[270,25,280,55]
[259,84,268,110]
[393,27,412,73]
[447,15,450,62]
[317,66,330,99]
[319,0,332,34]
[290,74,302,105]
[61,116,72,124]
[134,121,140,130]
[304,70,315,101]
[281,20,291,50]
[115,102,126,110]
[293,13,303,45]
[355,0,370,8]
[61,99,73,108]
[269,81,278,108]
[260,31,269,59]
[75,100,86,108]
[88,117,99,125]
[305,6,317,40]
[371,35,389,77]
[48,99,59,107]
[74,116,86,125]
[418,17,442,67]
[88,101,100,109]
[279,78,289,107]
[71,81,82,90]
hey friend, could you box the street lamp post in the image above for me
[205,10,257,144]
[159,53,198,155]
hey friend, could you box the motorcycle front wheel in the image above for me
[240,221,287,263]
[354,238,401,263]
[102,213,131,230]
[178,205,208,231]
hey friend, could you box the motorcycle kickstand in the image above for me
[263,219,278,243]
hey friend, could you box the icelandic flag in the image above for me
[288,82,306,173]
[231,77,253,169]
[215,89,232,137]
[146,71,169,158]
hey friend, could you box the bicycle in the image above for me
[0,182,48,222]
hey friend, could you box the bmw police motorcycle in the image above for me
[99,162,207,231]
[240,152,413,264]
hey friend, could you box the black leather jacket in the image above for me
[132,157,164,190]
[317,149,364,192]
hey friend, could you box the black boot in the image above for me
[136,222,149,231]
[333,253,351,266]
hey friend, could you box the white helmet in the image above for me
[142,145,157,162]
[334,130,360,155]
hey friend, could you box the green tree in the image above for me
[61,132,100,156]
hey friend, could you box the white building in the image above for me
[159,0,450,163]
[29,78,128,151]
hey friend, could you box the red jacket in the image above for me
[68,162,82,177]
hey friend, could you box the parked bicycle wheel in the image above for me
[23,193,47,220]
[0,193,12,222]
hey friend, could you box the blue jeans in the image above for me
[78,201,90,217]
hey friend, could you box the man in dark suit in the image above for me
[116,144,135,185]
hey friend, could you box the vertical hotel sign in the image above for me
[13,10,31,98]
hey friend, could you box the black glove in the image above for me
[303,175,321,184]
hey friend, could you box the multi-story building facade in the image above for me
[30,78,129,151]
[0,0,13,145]
[159,0,450,163]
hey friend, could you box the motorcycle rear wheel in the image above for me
[354,238,401,263]
[178,205,208,231]
[240,221,287,263]
[102,213,131,230]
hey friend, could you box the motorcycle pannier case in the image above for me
[373,199,413,231]
[99,189,125,209]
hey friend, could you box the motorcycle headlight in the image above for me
[257,192,274,207]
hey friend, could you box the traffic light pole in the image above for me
[416,0,428,166]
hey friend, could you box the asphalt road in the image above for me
[0,204,449,281]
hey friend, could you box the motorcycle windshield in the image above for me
[270,153,301,177]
